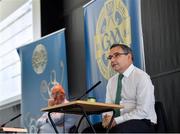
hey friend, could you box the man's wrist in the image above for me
[114,115,123,124]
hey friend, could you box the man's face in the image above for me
[51,91,65,105]
[108,46,132,73]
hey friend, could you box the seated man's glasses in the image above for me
[107,52,128,60]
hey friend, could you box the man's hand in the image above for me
[48,98,55,106]
[102,114,117,129]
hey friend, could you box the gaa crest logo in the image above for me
[32,44,48,74]
[94,0,131,79]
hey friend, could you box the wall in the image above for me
[0,0,28,22]
[141,0,180,132]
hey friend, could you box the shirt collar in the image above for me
[122,64,134,77]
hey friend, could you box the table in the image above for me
[0,127,27,133]
[41,100,123,133]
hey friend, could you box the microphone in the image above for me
[75,81,101,100]
[1,114,21,127]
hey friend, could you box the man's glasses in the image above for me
[107,52,128,60]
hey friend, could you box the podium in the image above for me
[0,127,27,133]
[41,100,123,133]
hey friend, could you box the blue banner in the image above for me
[84,0,144,122]
[18,29,68,132]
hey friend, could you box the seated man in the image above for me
[83,44,157,133]
[36,84,77,133]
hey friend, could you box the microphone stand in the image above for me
[75,81,101,100]
[1,114,21,127]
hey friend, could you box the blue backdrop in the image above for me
[18,29,68,132]
[84,0,144,123]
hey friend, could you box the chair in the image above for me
[154,101,169,132]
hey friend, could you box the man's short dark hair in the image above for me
[110,44,134,61]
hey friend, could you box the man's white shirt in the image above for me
[106,64,157,124]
